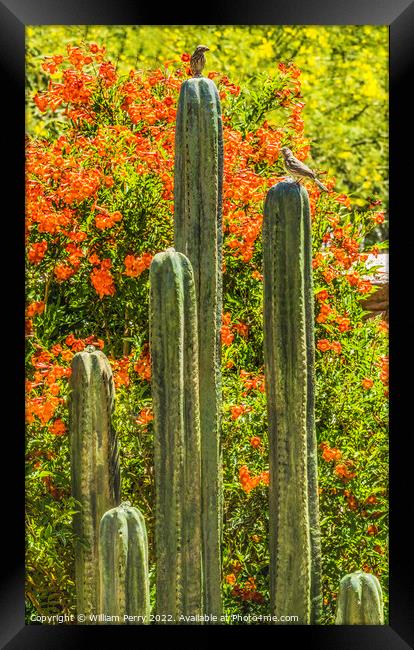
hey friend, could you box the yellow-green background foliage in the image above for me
[26,25,388,220]
[25,27,388,624]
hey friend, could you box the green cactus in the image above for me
[99,502,150,624]
[150,248,203,621]
[335,571,384,624]
[262,181,321,624]
[174,75,223,618]
[69,345,120,619]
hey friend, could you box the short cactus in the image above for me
[149,248,203,620]
[99,502,150,624]
[335,571,384,624]
[262,181,321,624]
[174,75,223,618]
[69,346,120,619]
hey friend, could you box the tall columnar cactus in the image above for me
[69,345,120,619]
[99,502,150,624]
[335,571,384,624]
[263,181,321,624]
[174,75,223,618]
[150,248,203,621]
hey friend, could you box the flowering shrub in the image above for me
[25,42,388,623]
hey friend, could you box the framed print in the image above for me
[1,0,413,647]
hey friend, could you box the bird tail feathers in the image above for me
[315,177,329,192]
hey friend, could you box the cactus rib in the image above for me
[263,181,322,624]
[99,502,150,624]
[69,346,120,619]
[174,77,223,618]
[150,248,203,621]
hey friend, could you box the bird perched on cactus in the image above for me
[281,146,329,192]
[190,45,209,77]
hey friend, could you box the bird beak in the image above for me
[204,47,210,51]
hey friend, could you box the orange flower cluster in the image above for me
[50,418,66,436]
[362,377,374,390]
[316,301,334,324]
[90,259,115,298]
[315,291,351,332]
[252,123,284,165]
[367,524,378,536]
[344,489,358,511]
[124,252,153,277]
[26,337,103,445]
[335,194,352,209]
[221,312,234,346]
[372,212,385,224]
[33,44,106,117]
[377,355,389,387]
[94,208,123,230]
[239,369,265,396]
[378,320,388,334]
[313,211,380,303]
[65,333,104,352]
[136,408,154,426]
[26,301,45,317]
[26,395,63,425]
[316,289,329,302]
[111,357,131,388]
[250,436,261,449]
[319,443,356,481]
[99,61,117,87]
[239,465,269,493]
[134,346,151,381]
[334,462,356,482]
[320,442,342,462]
[230,576,264,603]
[278,61,301,79]
[230,404,251,421]
[28,241,47,264]
[317,339,342,354]
[224,205,264,263]
[232,321,249,338]
[218,64,307,261]
[55,262,77,282]
[119,67,180,127]
[346,271,373,294]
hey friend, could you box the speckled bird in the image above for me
[281,146,329,192]
[190,45,209,77]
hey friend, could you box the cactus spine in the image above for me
[150,248,203,620]
[99,502,150,624]
[174,76,223,618]
[263,181,321,624]
[335,571,384,624]
[69,345,120,619]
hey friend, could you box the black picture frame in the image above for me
[2,1,413,647]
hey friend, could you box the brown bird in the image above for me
[190,45,209,77]
[281,146,329,192]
